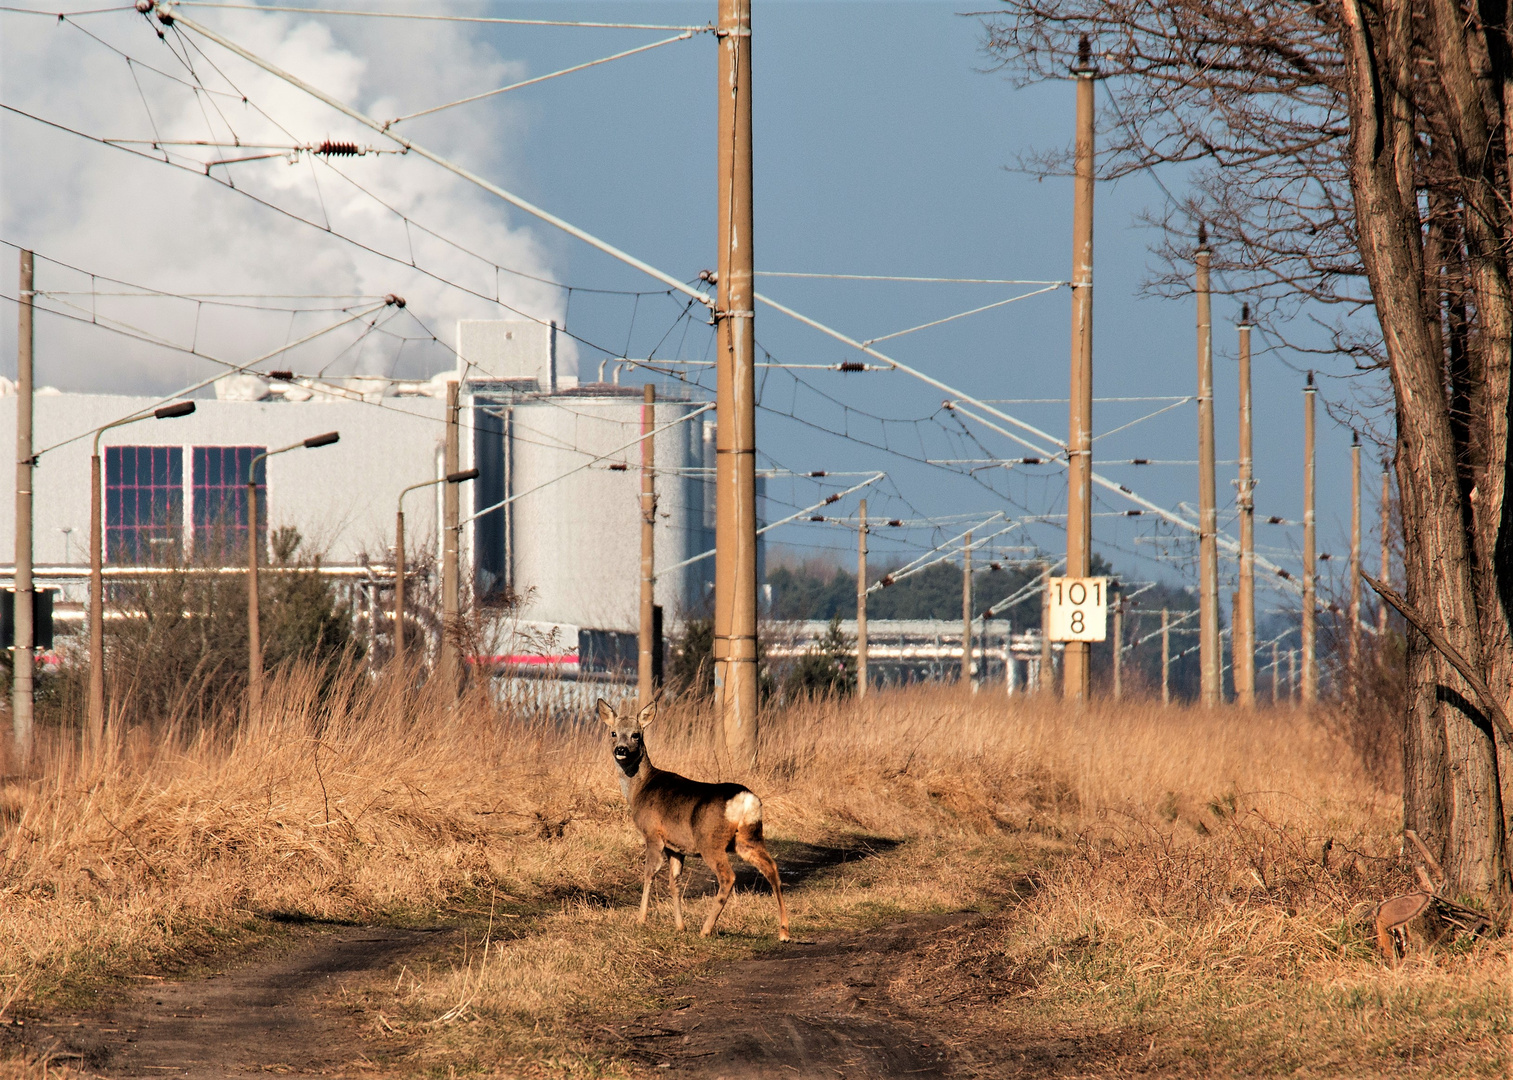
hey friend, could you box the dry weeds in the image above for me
[0,674,1504,1077]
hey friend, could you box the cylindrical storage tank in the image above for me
[505,389,706,632]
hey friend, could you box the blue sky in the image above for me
[1,1,1385,609]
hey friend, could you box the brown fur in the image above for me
[598,698,789,941]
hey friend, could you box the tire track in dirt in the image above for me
[603,912,978,1079]
[18,925,450,1078]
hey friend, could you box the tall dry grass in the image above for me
[1,672,1502,1074]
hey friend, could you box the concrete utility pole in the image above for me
[1378,467,1391,636]
[441,380,461,694]
[961,532,973,686]
[247,477,263,717]
[393,509,406,664]
[1350,432,1362,669]
[714,0,759,764]
[639,383,657,707]
[1289,647,1299,702]
[1112,595,1123,700]
[12,249,33,759]
[1063,34,1097,703]
[1195,227,1221,706]
[1271,640,1280,705]
[1235,305,1256,706]
[1161,607,1171,705]
[1301,373,1318,703]
[856,498,868,701]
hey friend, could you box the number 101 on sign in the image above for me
[1046,577,1108,642]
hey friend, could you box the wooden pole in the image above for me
[1235,305,1256,706]
[715,0,759,764]
[1112,595,1123,700]
[1195,227,1221,705]
[1301,373,1317,703]
[856,498,868,701]
[961,531,973,686]
[639,384,657,707]
[441,380,460,694]
[1161,607,1171,705]
[12,249,33,758]
[1350,432,1362,669]
[1063,35,1097,702]
[247,478,262,716]
[393,509,406,665]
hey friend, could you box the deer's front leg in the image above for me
[639,840,665,925]
[667,852,685,931]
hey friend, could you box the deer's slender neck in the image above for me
[616,745,655,803]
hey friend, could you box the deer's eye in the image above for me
[631,732,641,741]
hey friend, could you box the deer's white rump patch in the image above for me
[724,791,762,828]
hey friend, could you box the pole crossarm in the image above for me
[859,284,1065,348]
[657,472,885,575]
[866,513,1008,595]
[943,401,1304,596]
[458,404,713,527]
[383,32,697,129]
[155,4,715,310]
[984,556,1066,617]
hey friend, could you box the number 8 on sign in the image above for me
[1046,576,1108,642]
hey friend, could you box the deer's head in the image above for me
[598,698,656,776]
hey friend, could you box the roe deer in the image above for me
[598,698,789,941]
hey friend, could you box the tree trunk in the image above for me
[1339,0,1507,897]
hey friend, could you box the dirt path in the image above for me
[602,908,1131,1080]
[19,925,450,1078]
[603,912,978,1079]
[15,838,1125,1078]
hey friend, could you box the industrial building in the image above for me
[0,321,720,665]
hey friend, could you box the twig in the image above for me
[1361,572,1512,739]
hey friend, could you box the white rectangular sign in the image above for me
[1045,576,1108,642]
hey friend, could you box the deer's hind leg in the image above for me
[639,839,665,925]
[699,842,738,938]
[735,829,790,942]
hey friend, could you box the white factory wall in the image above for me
[0,392,446,568]
[497,393,706,632]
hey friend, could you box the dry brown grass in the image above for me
[0,674,1505,1077]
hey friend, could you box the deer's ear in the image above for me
[596,699,617,728]
[636,697,658,728]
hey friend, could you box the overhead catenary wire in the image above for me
[7,31,1158,568]
[152,5,714,309]
[755,272,1065,285]
[20,8,1325,589]
[657,473,887,576]
[168,3,714,31]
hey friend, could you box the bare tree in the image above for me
[984,0,1512,899]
